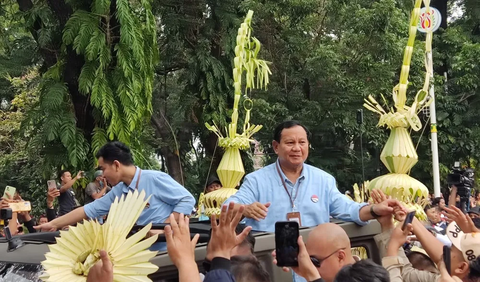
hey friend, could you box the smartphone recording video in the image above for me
[402,210,416,231]
[275,221,299,267]
[47,180,56,190]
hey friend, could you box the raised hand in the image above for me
[244,202,271,221]
[209,202,252,259]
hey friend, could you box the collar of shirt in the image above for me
[121,166,141,193]
[275,158,306,186]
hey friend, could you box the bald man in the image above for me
[274,223,358,282]
[305,223,357,282]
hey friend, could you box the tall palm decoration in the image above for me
[202,10,271,216]
[363,0,435,219]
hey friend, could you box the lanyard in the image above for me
[134,169,142,189]
[275,161,300,210]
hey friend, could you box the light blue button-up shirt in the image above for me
[224,160,368,232]
[84,167,195,251]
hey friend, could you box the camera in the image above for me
[447,161,475,212]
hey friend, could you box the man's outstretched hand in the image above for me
[244,202,271,221]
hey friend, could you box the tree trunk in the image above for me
[151,114,184,185]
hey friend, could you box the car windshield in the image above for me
[0,262,43,282]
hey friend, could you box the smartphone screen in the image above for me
[443,245,451,275]
[3,186,16,200]
[47,180,56,190]
[402,211,416,230]
[275,221,299,267]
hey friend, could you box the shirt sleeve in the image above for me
[153,173,196,215]
[223,175,258,206]
[84,186,120,219]
[375,230,441,282]
[327,176,368,225]
[46,208,57,222]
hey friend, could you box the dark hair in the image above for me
[424,204,435,213]
[273,120,311,143]
[334,260,390,282]
[96,141,134,165]
[472,218,480,229]
[407,252,437,272]
[468,257,480,280]
[432,197,443,206]
[236,224,255,254]
[58,170,69,179]
[231,255,271,282]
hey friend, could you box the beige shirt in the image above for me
[374,230,440,282]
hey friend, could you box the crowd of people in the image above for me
[1,120,480,282]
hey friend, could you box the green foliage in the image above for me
[61,0,158,154]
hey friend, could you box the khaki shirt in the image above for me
[374,230,440,282]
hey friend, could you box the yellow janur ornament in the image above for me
[40,190,159,281]
[363,0,436,218]
[203,10,271,216]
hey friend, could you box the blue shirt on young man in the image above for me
[223,160,369,232]
[84,167,195,251]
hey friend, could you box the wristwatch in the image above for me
[370,204,381,218]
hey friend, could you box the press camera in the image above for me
[447,161,475,212]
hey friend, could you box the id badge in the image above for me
[286,212,302,226]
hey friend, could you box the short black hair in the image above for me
[273,120,311,143]
[58,170,69,179]
[407,252,437,272]
[236,224,255,254]
[468,257,480,280]
[424,204,435,213]
[334,260,390,282]
[96,141,134,165]
[432,197,443,206]
[231,255,271,282]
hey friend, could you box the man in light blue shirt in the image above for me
[35,141,195,251]
[224,121,399,232]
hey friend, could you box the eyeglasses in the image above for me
[310,248,346,268]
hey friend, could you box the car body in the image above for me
[0,220,381,282]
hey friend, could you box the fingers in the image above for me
[191,233,200,246]
[403,224,413,236]
[169,213,180,234]
[232,205,245,227]
[225,202,235,224]
[297,235,307,254]
[211,213,218,229]
[438,259,450,277]
[236,226,252,244]
[164,225,173,243]
[264,202,271,208]
[99,250,112,271]
[220,205,228,225]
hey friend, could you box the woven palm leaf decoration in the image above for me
[363,0,436,220]
[203,10,271,216]
[40,190,159,281]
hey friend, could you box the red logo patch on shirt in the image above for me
[311,195,319,203]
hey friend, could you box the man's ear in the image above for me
[113,160,121,172]
[272,140,279,154]
[338,250,347,263]
[453,261,469,277]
